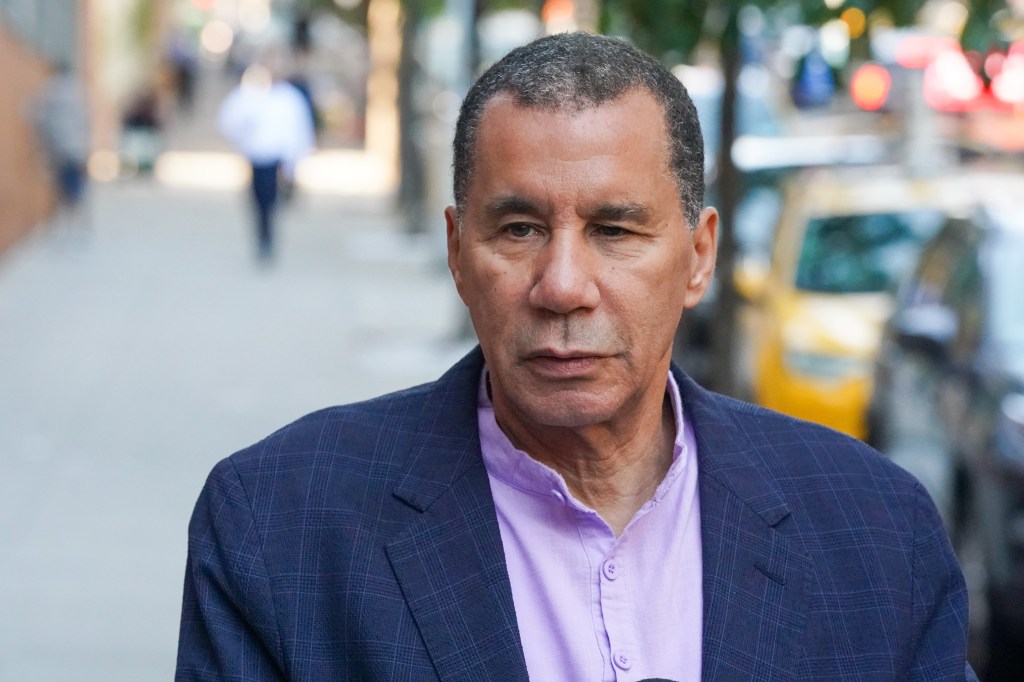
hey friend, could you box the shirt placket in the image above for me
[599,533,642,681]
[569,508,619,680]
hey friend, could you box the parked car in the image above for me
[866,194,1024,676]
[738,167,1018,439]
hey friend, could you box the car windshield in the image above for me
[795,210,944,294]
[991,232,1024,350]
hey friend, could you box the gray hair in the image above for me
[452,32,705,229]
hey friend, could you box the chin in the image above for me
[516,395,619,429]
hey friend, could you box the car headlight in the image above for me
[996,393,1024,469]
[783,350,872,380]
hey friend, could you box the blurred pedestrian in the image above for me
[791,44,836,109]
[120,87,163,175]
[288,12,321,138]
[33,62,91,235]
[285,69,320,141]
[218,54,315,262]
[167,31,198,114]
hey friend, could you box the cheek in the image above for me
[620,261,689,333]
[471,249,534,296]
[598,270,679,327]
[461,258,524,324]
[628,250,689,300]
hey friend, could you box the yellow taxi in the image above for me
[740,167,1018,439]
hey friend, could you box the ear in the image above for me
[445,205,467,302]
[683,207,719,309]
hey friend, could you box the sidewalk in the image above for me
[0,165,471,677]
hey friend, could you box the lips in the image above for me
[523,350,606,378]
[527,348,603,360]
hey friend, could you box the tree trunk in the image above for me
[708,6,742,396]
[397,0,425,233]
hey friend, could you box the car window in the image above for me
[902,227,961,307]
[942,245,984,361]
[990,233,1024,350]
[795,210,944,294]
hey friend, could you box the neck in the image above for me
[497,396,677,536]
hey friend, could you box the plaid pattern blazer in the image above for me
[176,347,976,681]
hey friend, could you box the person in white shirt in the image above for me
[218,53,315,262]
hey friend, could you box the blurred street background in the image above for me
[2,0,1024,679]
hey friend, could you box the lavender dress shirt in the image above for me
[478,370,702,681]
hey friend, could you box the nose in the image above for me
[528,231,601,314]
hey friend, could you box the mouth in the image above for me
[523,350,608,378]
[527,348,603,360]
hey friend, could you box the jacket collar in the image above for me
[388,349,808,680]
[392,347,487,511]
[674,368,793,527]
[675,368,810,678]
[387,348,528,681]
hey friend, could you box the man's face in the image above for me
[446,89,717,433]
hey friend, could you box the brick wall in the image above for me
[0,23,54,256]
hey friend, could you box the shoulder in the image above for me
[223,380,436,480]
[680,374,928,531]
[205,348,485,511]
[723,390,907,481]
[689,371,906,470]
[272,82,310,106]
[197,381,437,524]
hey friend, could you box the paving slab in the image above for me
[0,176,473,681]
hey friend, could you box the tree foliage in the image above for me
[600,0,939,61]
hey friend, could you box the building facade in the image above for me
[0,0,83,253]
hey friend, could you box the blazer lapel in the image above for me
[384,355,810,680]
[677,371,811,681]
[386,349,529,682]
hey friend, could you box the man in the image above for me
[177,33,976,681]
[218,51,315,262]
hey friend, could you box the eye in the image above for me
[594,224,628,238]
[505,223,536,238]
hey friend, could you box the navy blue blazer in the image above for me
[176,348,976,680]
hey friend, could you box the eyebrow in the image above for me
[483,196,651,223]
[590,202,651,223]
[484,195,543,218]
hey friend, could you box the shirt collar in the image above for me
[477,367,690,508]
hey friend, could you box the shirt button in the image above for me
[602,560,619,581]
[551,490,565,504]
[613,652,632,670]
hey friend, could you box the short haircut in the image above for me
[452,32,705,229]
